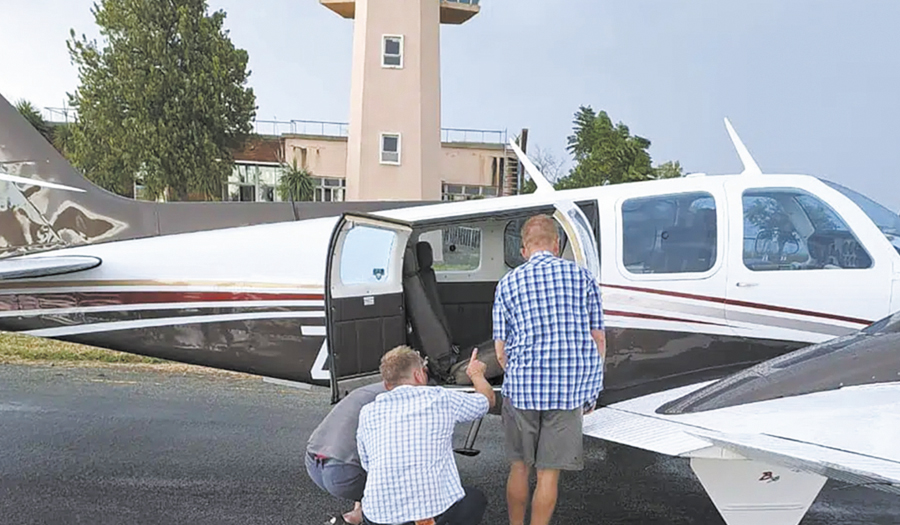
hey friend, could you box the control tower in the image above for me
[320,0,481,201]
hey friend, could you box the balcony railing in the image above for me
[443,0,480,5]
[253,119,350,137]
[252,119,506,144]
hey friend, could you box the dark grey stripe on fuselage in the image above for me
[59,318,328,385]
[8,302,807,401]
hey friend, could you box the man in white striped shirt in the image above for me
[356,346,495,525]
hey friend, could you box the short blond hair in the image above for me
[380,345,425,386]
[521,214,558,251]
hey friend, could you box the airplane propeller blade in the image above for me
[724,118,763,176]
[507,139,555,194]
[0,172,85,193]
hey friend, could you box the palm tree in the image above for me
[14,99,52,143]
[278,158,315,202]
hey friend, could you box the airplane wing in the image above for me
[584,379,900,525]
[0,255,101,280]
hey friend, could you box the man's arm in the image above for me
[494,340,507,371]
[466,349,496,410]
[356,410,369,471]
[492,280,509,372]
[592,329,606,361]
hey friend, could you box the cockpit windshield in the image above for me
[821,179,900,254]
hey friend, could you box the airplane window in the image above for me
[742,189,872,271]
[820,179,900,255]
[340,225,396,285]
[419,226,481,271]
[621,192,717,274]
[504,218,568,269]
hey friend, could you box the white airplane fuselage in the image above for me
[1,172,897,404]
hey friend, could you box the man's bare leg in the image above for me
[507,461,530,525]
[342,501,362,524]
[530,469,560,525]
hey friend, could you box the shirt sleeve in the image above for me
[356,407,370,471]
[492,279,509,341]
[448,390,490,423]
[586,275,603,331]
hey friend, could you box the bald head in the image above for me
[521,215,559,258]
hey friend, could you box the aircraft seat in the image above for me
[404,241,503,385]
[402,245,457,381]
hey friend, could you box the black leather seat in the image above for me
[406,241,502,385]
[402,244,457,381]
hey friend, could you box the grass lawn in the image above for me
[0,332,252,377]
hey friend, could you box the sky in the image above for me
[1,0,899,209]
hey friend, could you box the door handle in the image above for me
[735,282,759,288]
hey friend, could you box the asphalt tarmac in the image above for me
[1,364,898,525]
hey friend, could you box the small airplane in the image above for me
[1,93,899,408]
[584,310,900,525]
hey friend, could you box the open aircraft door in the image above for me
[554,200,601,281]
[325,213,412,402]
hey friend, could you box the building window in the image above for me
[441,183,498,201]
[382,35,403,68]
[381,133,401,165]
[312,177,346,202]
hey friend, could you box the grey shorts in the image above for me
[502,396,584,471]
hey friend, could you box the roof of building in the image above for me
[231,135,283,164]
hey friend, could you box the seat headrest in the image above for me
[403,246,418,278]
[416,241,434,270]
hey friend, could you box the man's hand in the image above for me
[465,348,495,409]
[465,348,486,380]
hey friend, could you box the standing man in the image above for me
[493,214,605,525]
[306,381,386,525]
[356,346,495,525]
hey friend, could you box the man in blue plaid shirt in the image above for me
[493,214,605,525]
[356,345,496,525]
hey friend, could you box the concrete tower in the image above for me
[321,0,480,201]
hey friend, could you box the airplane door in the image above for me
[325,213,412,402]
[723,177,892,345]
[554,200,600,280]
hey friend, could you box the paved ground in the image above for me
[1,364,899,525]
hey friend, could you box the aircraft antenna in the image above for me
[507,139,555,194]
[724,118,762,176]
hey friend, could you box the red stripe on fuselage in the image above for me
[12,291,325,310]
[601,283,870,326]
[604,309,725,326]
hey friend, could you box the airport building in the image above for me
[228,0,523,203]
[227,123,521,203]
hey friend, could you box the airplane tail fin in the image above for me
[0,93,156,257]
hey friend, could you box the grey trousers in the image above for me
[305,452,367,502]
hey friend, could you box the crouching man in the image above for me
[357,346,495,525]
[306,381,386,524]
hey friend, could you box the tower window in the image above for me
[380,133,401,165]
[382,36,403,68]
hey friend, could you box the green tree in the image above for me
[278,159,315,202]
[653,160,684,180]
[547,106,685,190]
[14,100,53,143]
[555,106,655,189]
[65,0,256,199]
